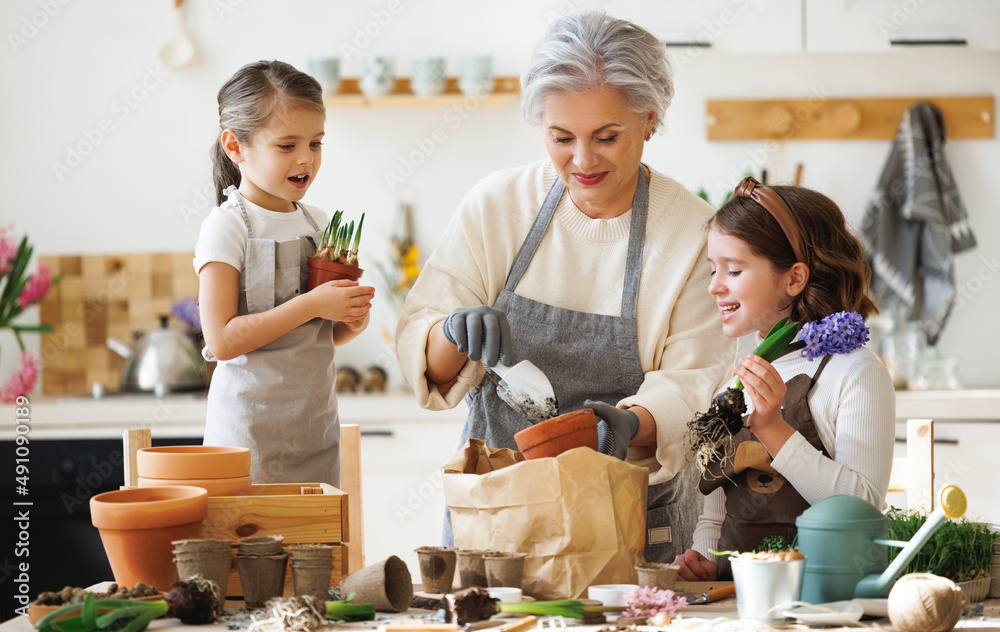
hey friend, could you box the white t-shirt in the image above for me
[193,194,328,286]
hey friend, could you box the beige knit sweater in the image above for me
[395,160,736,484]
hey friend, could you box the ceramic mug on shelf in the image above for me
[360,55,395,98]
[410,56,446,97]
[458,54,493,97]
[307,57,341,98]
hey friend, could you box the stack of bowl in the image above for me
[137,446,252,496]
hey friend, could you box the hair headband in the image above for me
[733,177,807,264]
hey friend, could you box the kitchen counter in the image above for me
[3,390,468,441]
[895,388,1000,422]
[9,387,999,441]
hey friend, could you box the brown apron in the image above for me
[700,349,833,579]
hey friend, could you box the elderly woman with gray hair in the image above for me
[396,12,734,561]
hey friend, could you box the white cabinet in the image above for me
[805,0,1000,52]
[604,0,803,54]
[358,418,466,576]
[887,420,1000,524]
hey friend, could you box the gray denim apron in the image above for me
[204,186,341,487]
[453,168,702,562]
[700,349,833,579]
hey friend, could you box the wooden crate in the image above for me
[199,483,349,598]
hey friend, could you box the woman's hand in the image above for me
[673,549,717,581]
[308,279,375,323]
[441,305,512,368]
[733,355,794,455]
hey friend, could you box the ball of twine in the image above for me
[888,573,965,632]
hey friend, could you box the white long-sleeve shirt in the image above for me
[691,343,896,561]
[394,159,736,484]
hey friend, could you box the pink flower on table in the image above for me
[17,265,52,308]
[0,352,39,403]
[621,585,688,619]
[0,225,16,274]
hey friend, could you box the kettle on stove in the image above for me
[106,315,207,395]
[795,485,967,603]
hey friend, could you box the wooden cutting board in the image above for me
[38,252,199,396]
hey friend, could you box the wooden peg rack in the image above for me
[706,95,994,141]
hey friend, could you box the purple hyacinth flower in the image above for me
[798,310,870,361]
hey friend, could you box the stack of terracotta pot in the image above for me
[136,446,252,496]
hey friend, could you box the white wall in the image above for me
[2,0,998,390]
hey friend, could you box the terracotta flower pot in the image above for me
[306,257,363,291]
[90,486,208,592]
[138,475,252,497]
[513,408,598,460]
[137,446,251,480]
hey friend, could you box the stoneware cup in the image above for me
[307,57,341,97]
[456,549,490,589]
[484,552,526,589]
[635,562,680,590]
[410,56,446,97]
[415,546,457,594]
[339,555,413,612]
[360,55,394,98]
[458,54,493,97]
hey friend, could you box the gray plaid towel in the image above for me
[861,102,977,345]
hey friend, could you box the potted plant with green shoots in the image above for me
[307,211,365,291]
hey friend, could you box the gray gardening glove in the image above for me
[441,305,513,368]
[586,399,640,460]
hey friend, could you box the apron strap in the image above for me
[621,167,649,320]
[504,166,650,322]
[231,187,255,239]
[297,203,323,232]
[504,176,565,292]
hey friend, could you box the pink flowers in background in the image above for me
[1,352,38,403]
[0,225,60,403]
[621,585,688,620]
[18,264,52,309]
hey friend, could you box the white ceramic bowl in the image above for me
[487,587,522,602]
[587,584,638,607]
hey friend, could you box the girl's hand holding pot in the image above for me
[309,279,375,323]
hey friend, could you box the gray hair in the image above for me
[521,12,673,133]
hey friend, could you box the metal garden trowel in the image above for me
[487,360,559,423]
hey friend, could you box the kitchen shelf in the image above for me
[707,95,994,140]
[324,76,520,108]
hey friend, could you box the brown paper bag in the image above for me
[443,439,648,600]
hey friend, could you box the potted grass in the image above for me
[307,211,365,291]
[886,506,997,601]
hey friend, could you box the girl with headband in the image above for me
[673,177,895,581]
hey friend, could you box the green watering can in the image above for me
[795,485,967,603]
